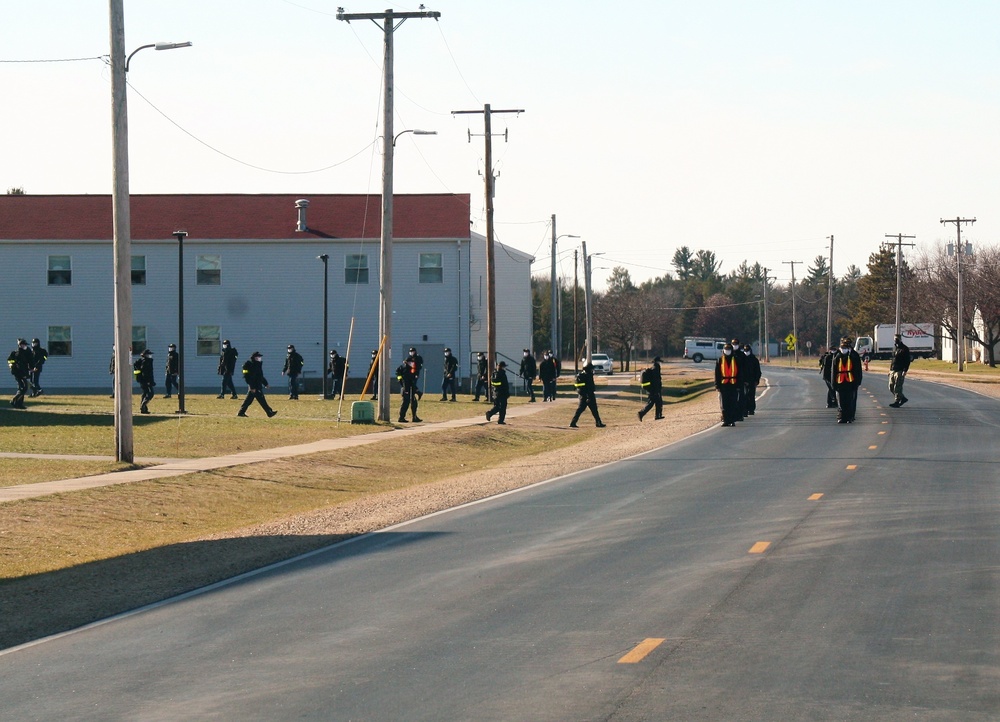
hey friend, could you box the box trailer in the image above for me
[855,324,935,360]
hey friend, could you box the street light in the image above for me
[173,230,188,415]
[318,254,330,399]
[109,0,191,462]
[393,129,437,146]
[552,226,579,357]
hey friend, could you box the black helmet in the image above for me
[31,338,40,345]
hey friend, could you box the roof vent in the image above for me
[294,199,310,232]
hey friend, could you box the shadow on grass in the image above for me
[0,529,446,651]
[0,409,176,429]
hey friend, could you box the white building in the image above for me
[0,193,533,393]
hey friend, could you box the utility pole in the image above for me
[573,249,579,372]
[550,215,558,355]
[337,7,440,422]
[452,104,524,376]
[883,233,915,335]
[762,267,775,362]
[941,217,975,371]
[826,235,834,349]
[582,241,594,363]
[783,261,801,363]
[109,0,134,462]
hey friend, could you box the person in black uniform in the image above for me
[473,351,489,402]
[741,344,762,416]
[485,360,510,424]
[538,350,559,402]
[729,338,746,419]
[888,334,911,407]
[217,339,239,399]
[133,348,156,414]
[831,337,863,423]
[239,351,277,418]
[28,338,47,397]
[164,343,179,398]
[406,347,424,400]
[570,362,605,428]
[366,349,379,400]
[715,343,742,427]
[7,338,32,409]
[396,359,422,423]
[282,344,304,399]
[328,349,347,399]
[637,356,664,421]
[519,349,538,402]
[819,345,838,408]
[109,346,116,398]
[441,348,459,401]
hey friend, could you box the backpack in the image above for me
[640,367,656,386]
[133,357,143,377]
[575,371,587,387]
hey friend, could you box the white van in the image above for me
[683,337,727,363]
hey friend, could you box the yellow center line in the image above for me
[868,445,878,450]
[749,541,771,554]
[808,493,824,500]
[878,431,886,435]
[618,638,666,664]
[846,464,857,470]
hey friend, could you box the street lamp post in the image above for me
[173,230,187,414]
[108,0,191,461]
[318,254,329,399]
[551,221,578,355]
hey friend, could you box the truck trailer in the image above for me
[855,324,935,360]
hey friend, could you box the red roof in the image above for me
[0,193,472,241]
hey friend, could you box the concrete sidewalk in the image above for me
[0,398,568,504]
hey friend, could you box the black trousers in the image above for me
[139,381,155,407]
[836,385,858,422]
[542,378,557,400]
[571,393,602,425]
[745,384,757,414]
[29,369,43,394]
[221,372,237,396]
[398,389,419,420]
[718,385,740,424]
[165,373,178,396]
[640,391,663,419]
[240,388,274,415]
[487,395,508,422]
[11,375,29,407]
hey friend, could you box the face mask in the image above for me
[223,344,230,349]
[723,349,732,356]
[523,352,529,357]
[840,347,850,354]
[544,354,550,359]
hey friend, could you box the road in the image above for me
[1,367,998,720]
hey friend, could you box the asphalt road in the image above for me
[2,367,998,721]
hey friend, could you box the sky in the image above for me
[4,1,1000,292]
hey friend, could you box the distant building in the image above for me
[0,193,533,392]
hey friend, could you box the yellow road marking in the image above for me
[846,464,857,470]
[868,445,877,450]
[878,431,886,435]
[749,541,771,554]
[808,493,824,500]
[618,638,666,664]
[882,421,889,424]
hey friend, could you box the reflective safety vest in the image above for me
[719,356,737,384]
[836,356,854,384]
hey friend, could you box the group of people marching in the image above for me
[714,339,763,427]
[6,338,47,409]
[819,333,911,423]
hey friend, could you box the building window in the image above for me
[345,254,369,284]
[197,326,221,356]
[48,326,72,356]
[419,253,443,284]
[131,255,146,285]
[47,255,72,285]
[132,326,147,354]
[197,255,222,285]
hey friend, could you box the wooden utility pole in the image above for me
[826,235,834,349]
[451,104,524,375]
[883,232,915,335]
[783,261,801,363]
[337,7,440,421]
[941,217,975,371]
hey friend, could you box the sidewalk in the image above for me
[0,397,569,504]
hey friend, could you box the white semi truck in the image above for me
[855,324,935,360]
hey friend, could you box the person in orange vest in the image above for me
[831,336,864,423]
[714,343,743,427]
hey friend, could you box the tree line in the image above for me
[532,243,1000,369]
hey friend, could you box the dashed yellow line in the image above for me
[808,493,824,500]
[749,541,771,554]
[868,445,878,450]
[878,431,886,435]
[846,464,858,470]
[618,638,666,664]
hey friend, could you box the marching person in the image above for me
[888,334,911,408]
[519,348,538,402]
[367,349,378,400]
[729,337,746,419]
[569,362,605,428]
[406,347,424,400]
[637,356,664,421]
[473,351,489,402]
[715,343,742,427]
[819,345,838,408]
[109,345,116,398]
[282,344,304,400]
[217,339,239,399]
[741,344,762,416]
[539,350,559,402]
[328,349,347,399]
[133,348,156,415]
[395,359,422,423]
[164,343,179,398]
[238,351,277,418]
[485,361,510,424]
[28,338,47,397]
[831,337,863,424]
[441,347,459,401]
[7,338,32,409]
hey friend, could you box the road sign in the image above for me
[784,333,796,349]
